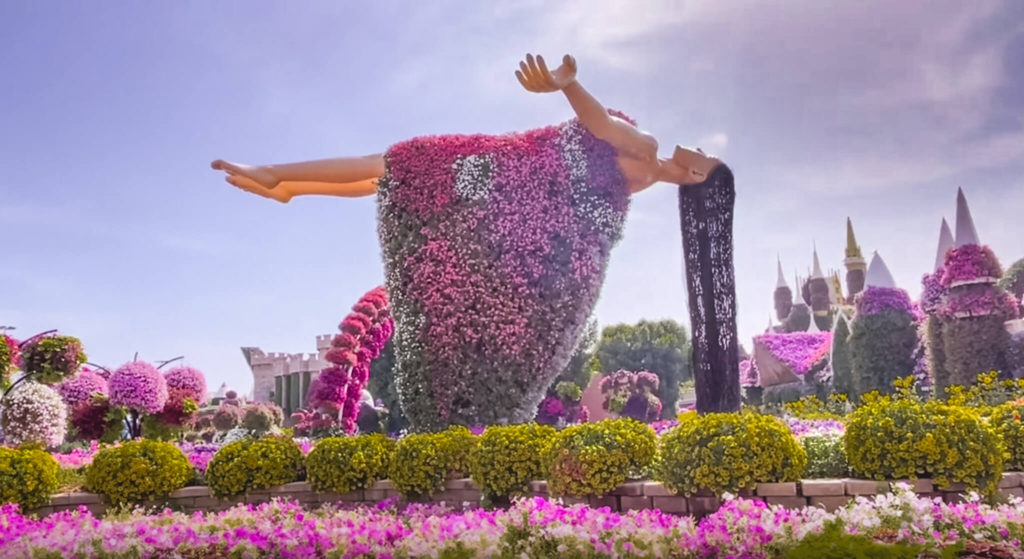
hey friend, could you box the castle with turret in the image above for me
[241,334,334,416]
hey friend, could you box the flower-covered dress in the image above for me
[377,117,631,429]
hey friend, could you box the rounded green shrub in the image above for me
[307,434,395,494]
[469,423,555,499]
[602,418,657,478]
[0,447,59,510]
[85,440,192,506]
[545,419,656,498]
[801,435,849,479]
[845,395,1003,494]
[206,436,304,498]
[656,412,806,496]
[990,402,1024,470]
[389,432,460,499]
[441,425,477,478]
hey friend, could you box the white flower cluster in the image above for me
[0,381,67,447]
[452,154,494,201]
[560,122,624,233]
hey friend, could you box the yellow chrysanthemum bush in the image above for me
[206,436,304,498]
[469,423,556,499]
[389,427,479,499]
[0,446,60,510]
[990,402,1024,470]
[845,380,1003,495]
[656,411,806,496]
[85,440,192,506]
[306,434,395,494]
[545,418,657,498]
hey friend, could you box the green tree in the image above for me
[367,339,408,433]
[594,320,692,419]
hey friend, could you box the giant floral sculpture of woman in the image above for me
[212,54,734,429]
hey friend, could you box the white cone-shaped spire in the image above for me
[807,314,821,333]
[811,244,824,279]
[954,187,980,247]
[776,256,788,289]
[865,251,897,288]
[934,217,955,271]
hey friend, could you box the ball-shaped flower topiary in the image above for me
[0,447,59,510]
[1,382,68,447]
[85,440,193,506]
[213,404,245,431]
[0,334,19,390]
[545,419,657,498]
[306,434,395,494]
[206,436,305,497]
[56,368,109,408]
[656,412,806,497]
[241,402,284,434]
[108,361,168,414]
[19,334,86,384]
[163,365,208,405]
[469,423,555,499]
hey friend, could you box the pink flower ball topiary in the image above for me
[56,368,109,408]
[108,361,168,414]
[164,365,208,405]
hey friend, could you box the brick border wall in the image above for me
[35,473,1024,518]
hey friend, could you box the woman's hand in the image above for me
[515,54,577,93]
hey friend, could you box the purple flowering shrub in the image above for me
[752,332,831,389]
[535,382,588,426]
[849,287,918,398]
[378,116,630,429]
[599,370,662,422]
[108,361,168,414]
[309,287,393,435]
[942,244,1003,286]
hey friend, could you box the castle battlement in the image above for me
[245,335,334,404]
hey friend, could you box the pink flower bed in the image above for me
[753,332,832,376]
[4,488,1024,557]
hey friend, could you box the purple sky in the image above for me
[3,1,1023,396]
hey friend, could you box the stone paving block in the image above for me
[652,496,689,514]
[801,480,844,496]
[809,496,851,512]
[529,480,548,494]
[589,496,618,509]
[66,492,102,505]
[271,482,311,494]
[1000,487,1024,499]
[755,482,797,497]
[845,479,886,495]
[560,496,589,506]
[642,482,674,497]
[371,480,395,490]
[171,486,212,499]
[363,489,397,502]
[610,482,645,496]
[943,492,968,504]
[941,482,968,492]
[445,478,477,490]
[1001,473,1022,489]
[688,496,721,516]
[765,496,808,509]
[244,491,271,504]
[619,496,653,511]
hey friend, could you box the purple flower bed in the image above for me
[942,244,1003,286]
[753,332,832,376]
[378,115,631,429]
[785,417,845,438]
[854,286,913,316]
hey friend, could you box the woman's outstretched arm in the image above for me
[516,54,656,160]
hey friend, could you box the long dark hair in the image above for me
[677,164,740,413]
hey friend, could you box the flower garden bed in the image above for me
[34,473,1024,518]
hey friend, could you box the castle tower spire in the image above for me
[811,243,824,279]
[843,218,867,299]
[865,251,897,289]
[776,255,788,289]
[954,187,980,247]
[934,217,955,271]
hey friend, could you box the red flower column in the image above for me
[677,165,741,413]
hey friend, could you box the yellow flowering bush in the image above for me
[0,446,59,510]
[469,424,555,499]
[306,434,395,494]
[656,412,806,496]
[945,371,1024,408]
[545,419,655,498]
[990,402,1024,470]
[845,392,1003,494]
[783,394,850,420]
[206,436,304,498]
[441,425,477,478]
[85,440,192,506]
[389,432,455,498]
